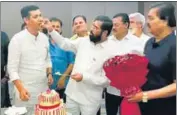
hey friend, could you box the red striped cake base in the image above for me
[35,104,66,115]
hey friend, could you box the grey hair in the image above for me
[129,12,146,28]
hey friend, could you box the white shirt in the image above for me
[106,33,144,96]
[8,29,51,106]
[50,30,115,105]
[139,33,150,49]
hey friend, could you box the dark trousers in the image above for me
[96,108,101,115]
[139,96,176,115]
[105,91,123,115]
[1,74,11,108]
[55,88,66,103]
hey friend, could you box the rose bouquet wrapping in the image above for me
[103,54,149,115]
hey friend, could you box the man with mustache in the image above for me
[128,3,176,115]
[8,5,53,114]
[70,15,101,115]
[105,13,143,115]
[43,15,113,115]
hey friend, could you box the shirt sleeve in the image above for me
[82,69,110,87]
[67,51,75,64]
[49,30,81,54]
[170,43,176,80]
[46,48,52,68]
[7,37,21,82]
[70,34,78,40]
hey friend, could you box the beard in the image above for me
[89,31,102,43]
[42,28,48,35]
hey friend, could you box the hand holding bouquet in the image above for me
[103,54,149,115]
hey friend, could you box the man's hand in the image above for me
[57,75,67,89]
[48,74,54,86]
[13,80,30,101]
[19,88,30,101]
[71,73,83,82]
[42,18,53,32]
[127,91,143,103]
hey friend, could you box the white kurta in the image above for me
[8,29,52,107]
[138,33,150,49]
[49,31,145,115]
[50,30,112,106]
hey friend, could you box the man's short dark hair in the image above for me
[21,5,39,19]
[150,2,176,27]
[50,17,63,27]
[72,15,87,25]
[21,23,26,30]
[113,13,130,28]
[94,15,113,36]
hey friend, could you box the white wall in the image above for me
[1,1,139,39]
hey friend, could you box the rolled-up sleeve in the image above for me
[7,37,21,82]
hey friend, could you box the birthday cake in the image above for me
[35,89,66,115]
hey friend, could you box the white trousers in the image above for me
[66,96,101,115]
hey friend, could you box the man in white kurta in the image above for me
[104,13,144,115]
[8,28,52,109]
[44,16,114,115]
[7,5,53,114]
[106,33,143,115]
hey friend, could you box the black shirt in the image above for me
[143,31,176,90]
[139,31,176,115]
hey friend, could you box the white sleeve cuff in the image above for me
[9,72,20,82]
[49,30,55,35]
[47,62,52,68]
[82,73,89,83]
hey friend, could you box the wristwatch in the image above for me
[142,92,148,103]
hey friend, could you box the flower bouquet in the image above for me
[103,53,149,115]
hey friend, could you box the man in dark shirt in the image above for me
[1,31,11,107]
[127,3,176,115]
